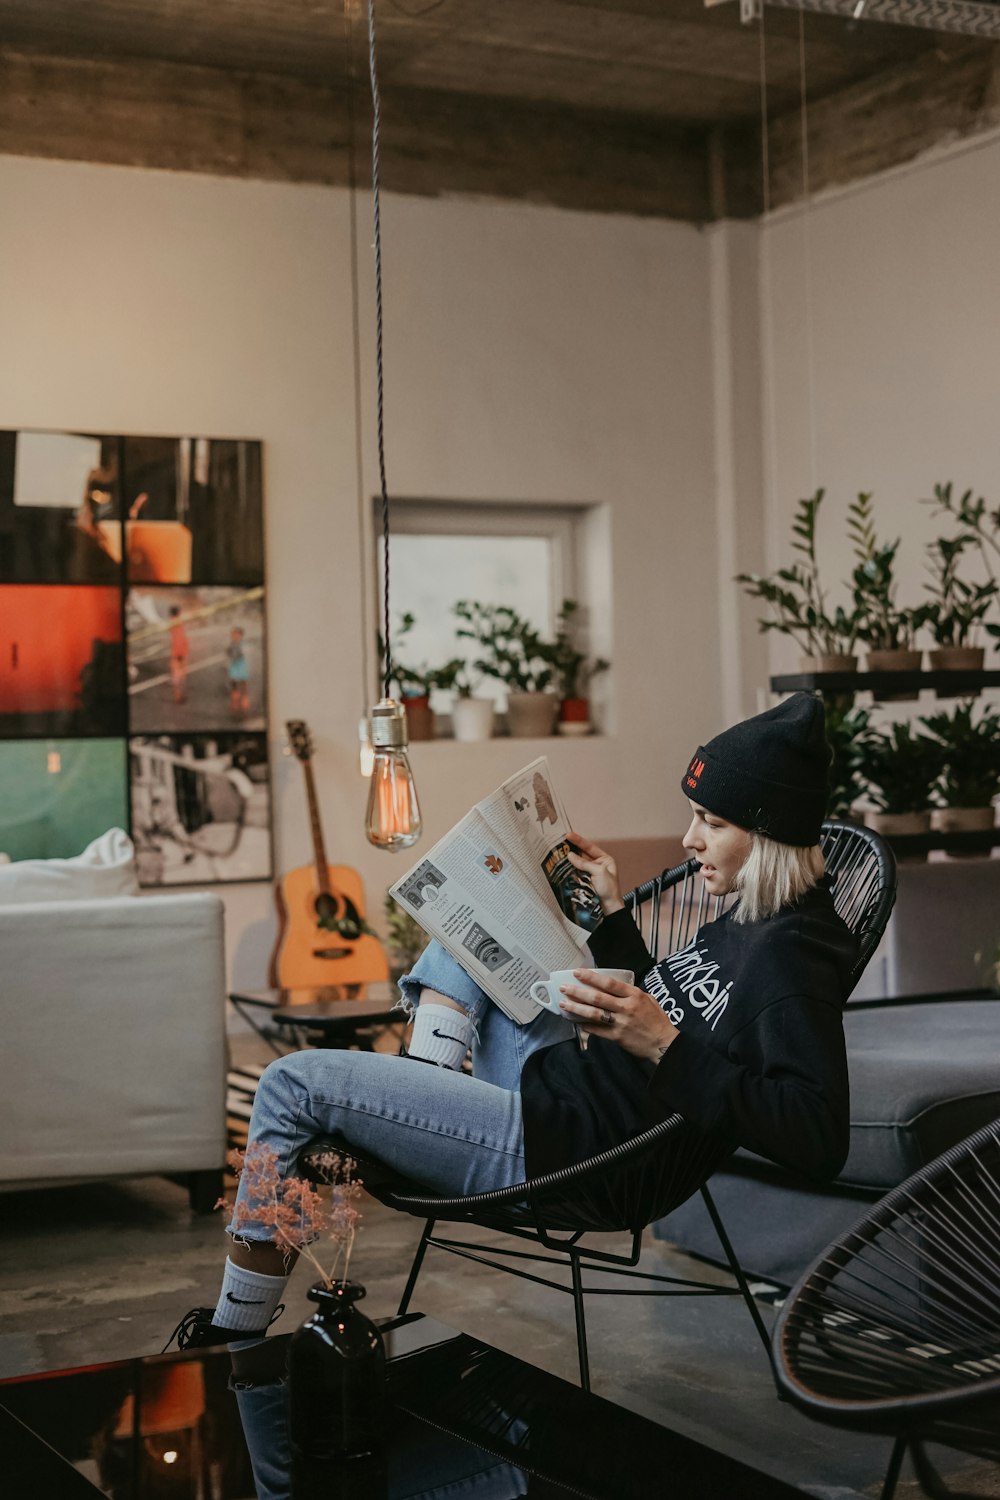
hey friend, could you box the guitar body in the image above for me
[269,720,390,989]
[270,863,389,987]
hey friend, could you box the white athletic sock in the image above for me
[407,1002,474,1070]
[214,1257,287,1332]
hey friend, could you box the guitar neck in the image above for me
[301,758,331,893]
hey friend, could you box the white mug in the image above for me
[530,967,634,1014]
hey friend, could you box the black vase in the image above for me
[288,1281,387,1465]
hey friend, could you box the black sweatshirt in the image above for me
[519,877,857,1192]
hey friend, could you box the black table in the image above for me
[0,1313,811,1499]
[230,983,403,1055]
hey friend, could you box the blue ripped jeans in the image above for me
[230,941,574,1239]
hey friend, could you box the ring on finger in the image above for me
[600,1009,614,1026]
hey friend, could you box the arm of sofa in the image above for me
[0,893,227,1185]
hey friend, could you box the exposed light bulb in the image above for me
[365,699,422,850]
[358,715,374,778]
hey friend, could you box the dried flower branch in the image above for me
[221,1143,364,1288]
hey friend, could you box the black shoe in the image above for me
[162,1303,283,1355]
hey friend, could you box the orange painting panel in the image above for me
[0,586,121,714]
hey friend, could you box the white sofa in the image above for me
[0,891,228,1210]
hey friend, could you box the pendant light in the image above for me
[362,0,422,850]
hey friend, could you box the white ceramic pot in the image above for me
[506,692,559,738]
[451,696,495,743]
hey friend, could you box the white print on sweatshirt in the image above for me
[643,933,732,1032]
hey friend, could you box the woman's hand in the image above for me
[558,968,678,1064]
[566,832,625,915]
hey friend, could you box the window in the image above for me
[374,501,585,709]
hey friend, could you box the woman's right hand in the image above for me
[566,831,625,915]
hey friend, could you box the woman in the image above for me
[171,693,856,1348]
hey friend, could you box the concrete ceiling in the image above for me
[0,0,997,219]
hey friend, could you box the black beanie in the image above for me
[680,693,830,847]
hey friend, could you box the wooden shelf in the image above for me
[771,670,1000,695]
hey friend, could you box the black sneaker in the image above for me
[162,1303,283,1355]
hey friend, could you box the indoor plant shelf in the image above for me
[770,669,1000,696]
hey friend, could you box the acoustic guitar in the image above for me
[268,720,389,987]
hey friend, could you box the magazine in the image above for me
[388,757,604,1023]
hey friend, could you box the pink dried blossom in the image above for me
[226,1142,365,1287]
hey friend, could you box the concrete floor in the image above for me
[1,1035,997,1500]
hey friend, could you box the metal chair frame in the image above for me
[774,1117,1000,1500]
[305,820,897,1391]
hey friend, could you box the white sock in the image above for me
[214,1257,287,1332]
[407,1002,474,1069]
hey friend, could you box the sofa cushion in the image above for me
[0,828,139,905]
[838,999,1000,1189]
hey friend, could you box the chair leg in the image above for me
[881,1438,908,1500]
[910,1439,977,1500]
[397,1218,435,1316]
[569,1251,591,1393]
[699,1185,773,1356]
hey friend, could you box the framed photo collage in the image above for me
[0,429,272,887]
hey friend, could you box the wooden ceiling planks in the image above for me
[0,0,995,218]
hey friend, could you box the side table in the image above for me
[230,982,404,1056]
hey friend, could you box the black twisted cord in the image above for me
[367,0,392,700]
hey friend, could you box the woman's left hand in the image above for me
[558,969,678,1063]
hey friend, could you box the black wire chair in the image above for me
[773,1117,1000,1500]
[303,820,896,1391]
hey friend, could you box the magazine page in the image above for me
[388,807,586,1023]
[477,757,605,940]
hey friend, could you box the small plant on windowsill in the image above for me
[433,657,495,742]
[549,599,609,735]
[453,601,558,737]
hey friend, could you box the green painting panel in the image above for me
[0,739,128,860]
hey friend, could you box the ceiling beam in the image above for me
[0,47,717,222]
[764,40,1000,206]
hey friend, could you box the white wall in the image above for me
[0,155,724,985]
[759,130,1000,678]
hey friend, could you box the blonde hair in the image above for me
[730,835,825,924]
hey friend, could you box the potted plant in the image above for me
[920,701,1000,834]
[848,493,922,696]
[823,699,880,822]
[917,535,997,689]
[378,614,465,741]
[453,601,558,737]
[434,657,495,743]
[548,599,610,736]
[383,890,429,979]
[922,482,1000,659]
[737,490,859,672]
[856,721,941,842]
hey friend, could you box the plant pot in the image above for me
[288,1281,387,1463]
[799,654,858,674]
[506,692,559,738]
[863,807,931,843]
[402,695,433,741]
[930,806,996,833]
[865,649,923,701]
[557,697,592,736]
[451,696,494,742]
[928,646,985,698]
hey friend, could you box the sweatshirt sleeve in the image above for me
[647,993,849,1181]
[587,905,656,980]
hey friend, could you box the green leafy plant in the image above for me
[453,602,556,694]
[856,722,942,815]
[383,892,429,974]
[378,614,466,698]
[919,701,1000,808]
[736,490,858,658]
[548,599,610,700]
[823,699,880,821]
[848,493,917,651]
[917,535,998,648]
[922,483,1000,644]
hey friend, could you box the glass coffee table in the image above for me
[229,982,403,1055]
[0,1313,811,1499]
